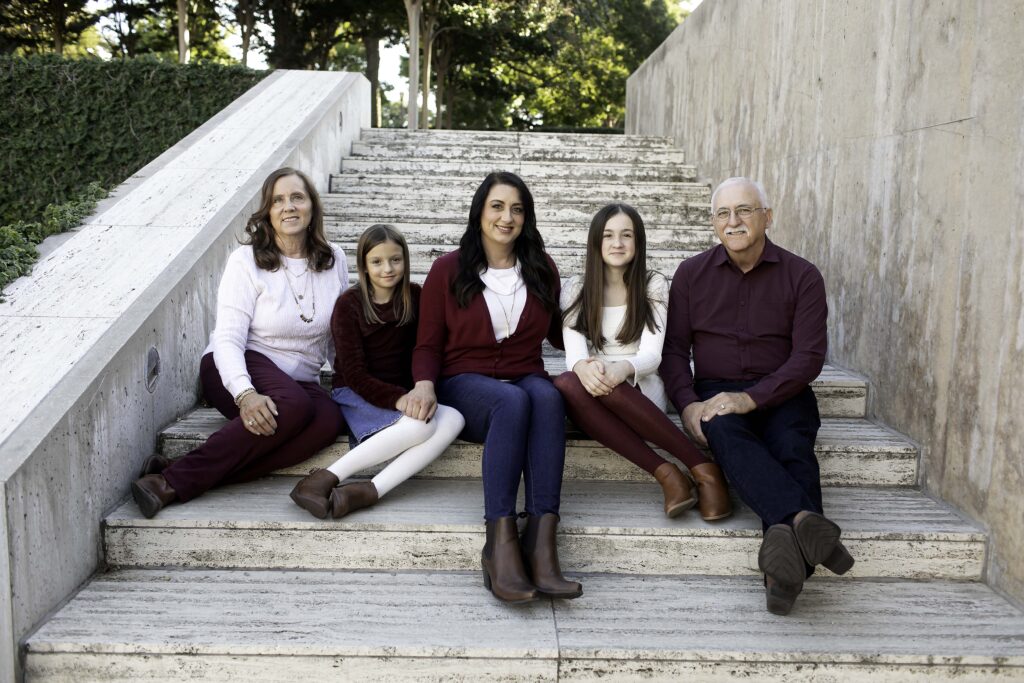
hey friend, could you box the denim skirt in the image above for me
[331,387,403,446]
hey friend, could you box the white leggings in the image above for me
[327,404,464,497]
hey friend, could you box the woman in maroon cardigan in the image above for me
[405,171,581,604]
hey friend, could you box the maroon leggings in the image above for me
[553,371,708,475]
[163,351,344,502]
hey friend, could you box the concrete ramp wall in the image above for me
[626,0,1024,606]
[0,70,369,682]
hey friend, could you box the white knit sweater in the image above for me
[561,272,669,410]
[205,244,350,398]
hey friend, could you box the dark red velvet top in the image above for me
[661,239,827,410]
[331,284,421,410]
[412,250,563,383]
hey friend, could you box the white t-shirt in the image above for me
[205,244,350,397]
[479,265,526,342]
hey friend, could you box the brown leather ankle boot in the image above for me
[653,462,697,517]
[521,514,582,599]
[329,481,378,519]
[481,517,538,604]
[131,474,177,519]
[690,462,732,521]
[289,469,340,519]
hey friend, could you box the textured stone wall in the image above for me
[627,0,1024,605]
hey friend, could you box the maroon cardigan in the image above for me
[412,249,563,383]
[332,285,421,410]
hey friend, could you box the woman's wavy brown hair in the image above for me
[242,167,334,272]
[562,203,659,351]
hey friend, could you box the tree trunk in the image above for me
[176,0,189,63]
[50,0,65,54]
[403,0,420,131]
[237,0,256,67]
[363,35,382,128]
[419,15,436,130]
[445,77,455,129]
[433,34,451,130]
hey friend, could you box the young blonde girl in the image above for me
[290,224,464,518]
[553,204,731,521]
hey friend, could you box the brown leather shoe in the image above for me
[689,462,733,521]
[793,510,855,575]
[482,517,539,604]
[329,481,378,519]
[139,454,170,478]
[653,462,697,517]
[131,474,176,519]
[290,469,340,519]
[764,574,803,616]
[521,514,582,599]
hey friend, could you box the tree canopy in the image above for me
[0,0,684,129]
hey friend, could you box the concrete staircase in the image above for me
[24,130,1024,680]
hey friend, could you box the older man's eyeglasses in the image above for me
[712,206,768,223]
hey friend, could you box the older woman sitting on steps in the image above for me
[131,167,349,517]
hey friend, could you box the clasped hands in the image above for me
[573,358,633,397]
[681,391,756,446]
[396,380,438,422]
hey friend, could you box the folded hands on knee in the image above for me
[397,380,438,422]
[573,358,632,397]
[682,392,756,446]
[239,392,279,436]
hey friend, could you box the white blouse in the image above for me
[561,272,670,410]
[205,244,350,398]
[479,265,526,342]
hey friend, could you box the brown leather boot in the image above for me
[329,481,378,519]
[481,517,538,604]
[653,462,697,517]
[289,469,340,519]
[690,462,733,521]
[139,454,170,478]
[131,474,176,519]
[521,514,582,599]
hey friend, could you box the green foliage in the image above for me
[0,183,107,297]
[0,54,267,226]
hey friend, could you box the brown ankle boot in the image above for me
[481,517,538,604]
[131,474,176,519]
[290,469,340,519]
[653,462,697,517]
[690,462,732,521]
[329,481,378,519]
[521,514,582,599]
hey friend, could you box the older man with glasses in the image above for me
[661,176,854,615]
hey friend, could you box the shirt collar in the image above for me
[712,237,781,270]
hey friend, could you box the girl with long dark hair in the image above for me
[553,203,731,521]
[407,171,582,604]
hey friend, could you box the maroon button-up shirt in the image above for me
[661,239,827,410]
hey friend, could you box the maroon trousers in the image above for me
[553,371,708,475]
[163,351,344,502]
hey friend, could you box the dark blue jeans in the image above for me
[437,373,567,520]
[698,380,822,528]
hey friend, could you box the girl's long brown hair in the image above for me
[562,203,659,351]
[355,224,414,326]
[243,167,334,272]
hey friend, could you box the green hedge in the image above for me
[0,54,267,295]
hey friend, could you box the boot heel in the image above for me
[482,561,492,591]
[823,543,855,575]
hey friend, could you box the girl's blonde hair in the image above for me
[355,224,414,326]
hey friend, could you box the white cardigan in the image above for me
[205,244,350,398]
[561,272,669,410]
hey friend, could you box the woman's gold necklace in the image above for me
[284,266,315,323]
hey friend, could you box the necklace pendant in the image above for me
[297,294,304,300]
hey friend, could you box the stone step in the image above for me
[358,128,677,148]
[338,158,699,183]
[325,223,715,251]
[351,141,689,165]
[322,196,712,226]
[328,175,709,201]
[104,479,979,579]
[26,569,1024,681]
[160,407,908,487]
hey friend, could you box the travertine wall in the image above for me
[627,0,1024,604]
